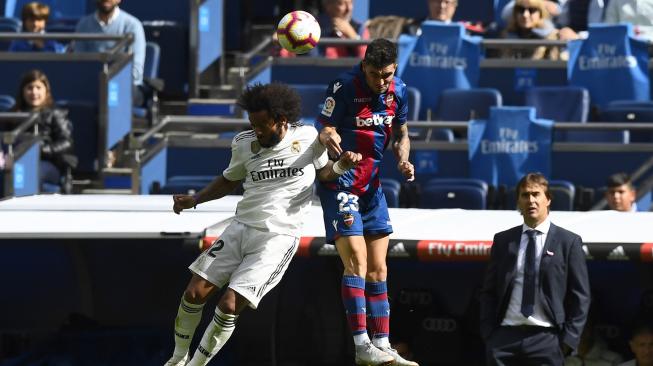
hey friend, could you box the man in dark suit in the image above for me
[480,172,591,365]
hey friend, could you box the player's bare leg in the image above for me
[185,288,249,366]
[165,274,218,366]
[366,235,418,366]
[336,236,394,365]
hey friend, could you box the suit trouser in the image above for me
[485,325,564,366]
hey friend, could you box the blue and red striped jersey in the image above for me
[317,63,408,195]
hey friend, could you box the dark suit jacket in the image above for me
[479,222,591,349]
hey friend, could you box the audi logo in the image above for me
[422,317,458,332]
[596,324,620,339]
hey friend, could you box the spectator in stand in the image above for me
[406,0,486,35]
[9,2,66,53]
[74,0,146,104]
[604,0,653,42]
[619,323,653,366]
[502,0,578,59]
[12,70,76,193]
[317,0,369,58]
[605,172,638,212]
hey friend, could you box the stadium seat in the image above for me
[408,86,455,141]
[524,86,589,142]
[291,84,327,125]
[0,17,21,30]
[600,106,653,142]
[608,100,653,109]
[436,88,502,121]
[157,175,214,194]
[380,178,401,208]
[419,178,488,209]
[549,180,576,211]
[133,42,162,123]
[0,21,21,51]
[143,20,188,96]
[0,95,15,112]
[406,86,421,122]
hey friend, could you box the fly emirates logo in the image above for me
[355,114,393,127]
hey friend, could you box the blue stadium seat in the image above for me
[0,95,15,112]
[143,21,188,96]
[436,88,502,121]
[608,100,653,109]
[0,21,20,51]
[380,178,401,208]
[524,86,589,142]
[0,17,21,30]
[600,106,653,142]
[549,180,575,211]
[134,42,162,120]
[406,86,421,121]
[292,84,327,125]
[419,178,488,209]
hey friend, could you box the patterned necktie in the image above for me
[521,229,538,317]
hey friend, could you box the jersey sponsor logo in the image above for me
[251,140,261,154]
[385,94,394,107]
[355,114,393,127]
[291,140,301,154]
[333,81,343,93]
[354,97,372,103]
[321,97,336,117]
[343,213,355,227]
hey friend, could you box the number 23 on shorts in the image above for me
[336,192,359,213]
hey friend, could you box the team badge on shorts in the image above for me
[251,141,261,154]
[291,140,301,153]
[385,94,394,107]
[343,213,355,227]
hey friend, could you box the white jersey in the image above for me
[222,124,328,236]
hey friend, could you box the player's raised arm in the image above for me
[317,151,362,182]
[172,176,241,214]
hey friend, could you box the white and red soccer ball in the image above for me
[276,10,321,54]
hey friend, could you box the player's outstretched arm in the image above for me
[317,151,362,182]
[392,123,415,182]
[172,175,242,214]
[319,125,343,158]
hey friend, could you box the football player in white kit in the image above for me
[164,83,362,366]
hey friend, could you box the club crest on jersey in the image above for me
[343,213,355,227]
[321,97,336,117]
[251,141,261,154]
[291,140,301,154]
[385,94,394,107]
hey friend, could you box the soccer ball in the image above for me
[276,10,321,54]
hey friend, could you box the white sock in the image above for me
[186,307,238,366]
[171,296,205,360]
[353,332,371,346]
[372,336,391,348]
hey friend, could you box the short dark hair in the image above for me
[516,172,551,200]
[607,172,634,189]
[21,2,50,23]
[363,38,397,69]
[237,83,302,124]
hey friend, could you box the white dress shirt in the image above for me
[501,217,555,327]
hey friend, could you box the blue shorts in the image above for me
[319,186,393,244]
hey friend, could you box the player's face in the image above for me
[606,184,636,212]
[96,0,121,14]
[248,110,287,148]
[517,183,550,226]
[362,62,397,94]
[631,332,653,365]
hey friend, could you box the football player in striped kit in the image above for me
[164,83,361,366]
[316,38,418,366]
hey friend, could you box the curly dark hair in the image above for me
[363,38,397,69]
[237,83,302,124]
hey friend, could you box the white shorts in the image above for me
[189,220,299,309]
